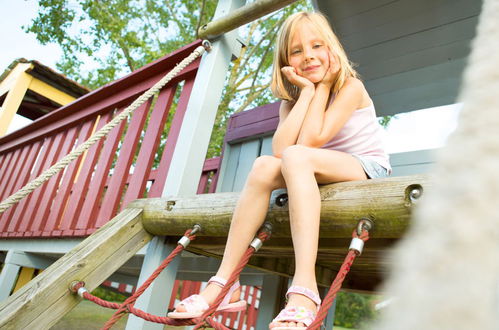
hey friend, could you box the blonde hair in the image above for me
[271,11,358,102]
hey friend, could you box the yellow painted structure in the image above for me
[0,61,82,136]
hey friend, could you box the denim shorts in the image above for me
[352,154,390,179]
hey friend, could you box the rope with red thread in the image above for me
[307,228,370,329]
[101,228,197,329]
[193,230,271,329]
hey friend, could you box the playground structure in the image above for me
[1,0,496,329]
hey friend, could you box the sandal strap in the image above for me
[208,276,227,288]
[272,306,316,327]
[286,285,321,307]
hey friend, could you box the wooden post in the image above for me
[0,208,151,329]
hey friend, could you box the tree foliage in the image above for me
[26,0,311,157]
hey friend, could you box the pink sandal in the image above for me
[167,276,247,319]
[269,286,322,330]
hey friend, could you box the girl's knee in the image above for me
[247,155,281,187]
[281,145,311,173]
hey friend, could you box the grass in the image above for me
[50,300,180,330]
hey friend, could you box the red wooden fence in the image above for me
[0,41,215,238]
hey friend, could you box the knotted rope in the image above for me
[71,226,272,330]
[0,42,209,214]
[307,227,370,329]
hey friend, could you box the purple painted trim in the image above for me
[224,102,280,143]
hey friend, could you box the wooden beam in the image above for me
[198,0,298,39]
[0,71,32,136]
[28,78,76,106]
[0,208,152,329]
[135,174,430,239]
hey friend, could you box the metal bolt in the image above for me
[356,218,374,236]
[275,193,288,207]
[409,188,422,202]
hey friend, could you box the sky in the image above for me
[0,0,461,154]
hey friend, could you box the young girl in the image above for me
[169,11,391,329]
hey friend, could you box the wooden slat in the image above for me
[0,152,14,190]
[219,144,241,193]
[79,110,127,229]
[67,112,112,236]
[22,132,67,236]
[48,120,95,236]
[30,127,79,235]
[94,100,152,227]
[120,86,176,208]
[0,208,150,329]
[232,140,261,192]
[9,137,54,237]
[1,142,42,234]
[1,146,31,201]
[0,148,22,200]
[148,76,195,198]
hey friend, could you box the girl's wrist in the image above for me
[300,85,315,96]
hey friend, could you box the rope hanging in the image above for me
[0,41,211,214]
[72,220,370,330]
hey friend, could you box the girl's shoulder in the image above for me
[339,77,371,109]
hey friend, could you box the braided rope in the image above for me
[0,44,206,214]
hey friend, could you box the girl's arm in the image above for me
[272,68,315,158]
[298,53,364,147]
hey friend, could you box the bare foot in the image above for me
[269,289,319,329]
[173,282,241,312]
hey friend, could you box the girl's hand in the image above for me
[321,51,340,88]
[281,66,314,90]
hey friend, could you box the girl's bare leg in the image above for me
[175,155,286,312]
[270,145,367,329]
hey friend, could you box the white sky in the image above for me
[0,0,461,154]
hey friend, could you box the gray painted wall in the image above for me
[315,0,482,116]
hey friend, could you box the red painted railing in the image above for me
[0,41,212,238]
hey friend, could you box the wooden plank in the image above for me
[12,267,35,293]
[48,120,94,236]
[31,126,79,235]
[260,136,273,156]
[120,85,176,208]
[1,142,42,234]
[95,100,151,227]
[219,144,242,192]
[0,208,150,330]
[0,146,30,202]
[22,133,67,236]
[391,164,435,177]
[389,149,436,166]
[0,151,15,198]
[350,17,477,65]
[136,174,430,239]
[336,0,480,40]
[69,112,112,236]
[78,109,126,229]
[317,0,396,21]
[232,140,261,192]
[147,76,194,198]
[0,148,22,200]
[10,136,55,236]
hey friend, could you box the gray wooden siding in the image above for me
[217,133,435,192]
[314,0,482,116]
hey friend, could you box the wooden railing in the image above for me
[0,41,210,238]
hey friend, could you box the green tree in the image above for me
[26,0,311,157]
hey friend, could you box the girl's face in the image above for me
[287,21,331,84]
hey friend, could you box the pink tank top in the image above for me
[321,103,391,172]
